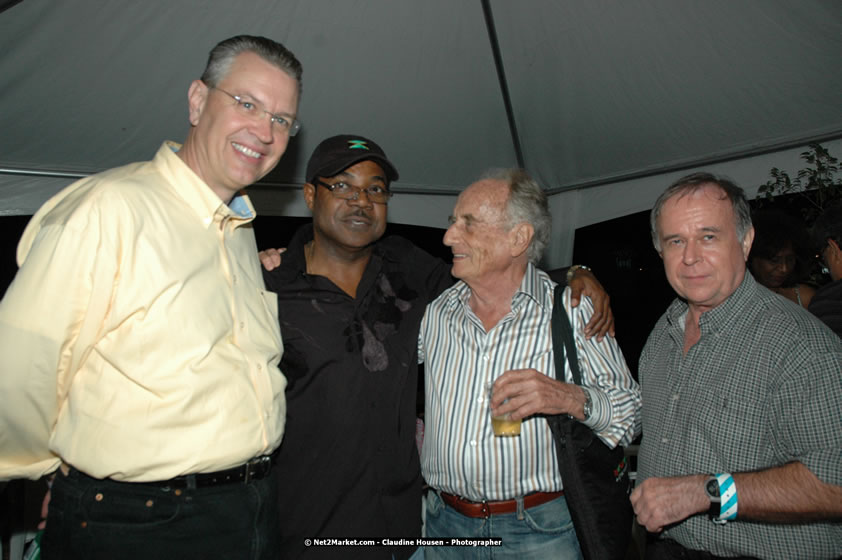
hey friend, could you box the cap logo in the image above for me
[347,140,370,150]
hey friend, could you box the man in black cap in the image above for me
[261,134,612,559]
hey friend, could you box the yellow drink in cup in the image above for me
[488,381,522,437]
[491,415,522,437]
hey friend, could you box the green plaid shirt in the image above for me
[638,273,842,559]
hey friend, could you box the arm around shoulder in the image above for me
[565,288,641,448]
[565,265,615,340]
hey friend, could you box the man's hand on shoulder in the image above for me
[258,248,286,272]
[567,266,615,341]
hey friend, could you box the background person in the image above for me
[808,200,842,337]
[748,207,816,308]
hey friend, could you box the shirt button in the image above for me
[671,394,679,401]
[483,355,489,361]
[661,437,669,443]
[233,274,238,284]
[240,322,245,330]
[257,364,262,371]
[470,440,477,447]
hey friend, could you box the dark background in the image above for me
[0,210,671,377]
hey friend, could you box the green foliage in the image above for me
[757,143,842,224]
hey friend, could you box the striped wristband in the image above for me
[714,473,737,524]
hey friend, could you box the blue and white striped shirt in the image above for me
[419,264,641,501]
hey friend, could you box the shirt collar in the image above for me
[444,262,552,312]
[520,262,554,310]
[157,141,256,229]
[285,224,314,273]
[665,270,758,335]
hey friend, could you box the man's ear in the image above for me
[303,183,316,211]
[827,238,842,266]
[741,226,755,260]
[187,80,209,126]
[510,222,534,258]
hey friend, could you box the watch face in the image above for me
[706,478,720,499]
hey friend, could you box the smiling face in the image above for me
[180,51,299,202]
[444,179,522,286]
[304,159,389,253]
[656,184,754,314]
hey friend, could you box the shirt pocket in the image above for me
[688,389,766,472]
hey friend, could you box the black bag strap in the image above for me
[551,284,582,386]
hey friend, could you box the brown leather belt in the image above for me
[440,490,564,518]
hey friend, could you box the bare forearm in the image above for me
[631,462,842,532]
[735,461,842,522]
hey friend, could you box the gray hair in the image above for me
[650,171,752,252]
[480,168,551,264]
[200,35,302,94]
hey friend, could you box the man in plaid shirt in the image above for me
[632,172,842,560]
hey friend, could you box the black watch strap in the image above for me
[705,476,721,519]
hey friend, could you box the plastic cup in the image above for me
[488,382,521,437]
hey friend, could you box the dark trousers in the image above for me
[42,466,281,560]
[646,538,758,560]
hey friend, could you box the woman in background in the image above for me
[749,208,816,308]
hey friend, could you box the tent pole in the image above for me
[481,0,525,169]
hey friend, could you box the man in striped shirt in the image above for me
[418,169,641,559]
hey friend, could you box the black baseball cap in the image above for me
[305,134,399,184]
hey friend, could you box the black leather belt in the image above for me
[159,454,275,488]
[66,453,276,489]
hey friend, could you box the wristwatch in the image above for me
[582,389,593,421]
[705,476,723,522]
[566,264,592,284]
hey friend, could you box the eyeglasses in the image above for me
[211,86,301,137]
[314,179,393,204]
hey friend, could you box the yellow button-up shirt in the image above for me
[0,142,286,482]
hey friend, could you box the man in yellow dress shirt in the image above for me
[0,35,300,559]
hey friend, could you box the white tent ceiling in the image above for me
[1,0,841,267]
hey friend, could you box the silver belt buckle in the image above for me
[244,455,270,483]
